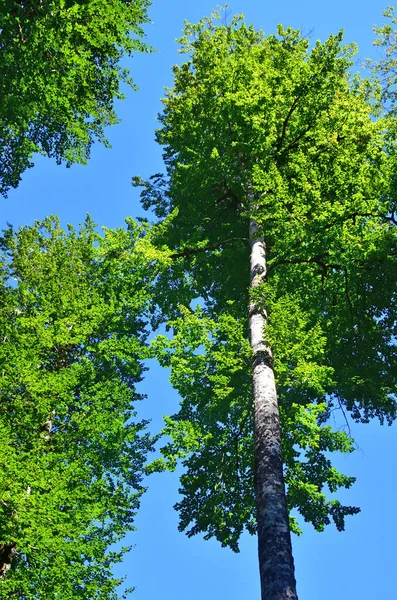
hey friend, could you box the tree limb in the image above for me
[276,96,301,151]
[170,237,249,259]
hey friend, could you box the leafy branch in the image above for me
[170,237,249,259]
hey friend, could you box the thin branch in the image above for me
[278,121,315,155]
[18,22,26,44]
[319,211,397,229]
[276,96,301,151]
[235,435,240,479]
[269,209,396,276]
[267,253,343,276]
[336,396,352,438]
[343,267,354,320]
[170,237,249,259]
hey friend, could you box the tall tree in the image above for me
[368,5,397,110]
[0,0,151,196]
[0,216,153,599]
[367,5,397,219]
[136,13,397,600]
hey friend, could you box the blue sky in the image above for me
[2,0,395,598]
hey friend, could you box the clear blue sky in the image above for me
[2,0,395,598]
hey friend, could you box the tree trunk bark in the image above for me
[249,216,298,600]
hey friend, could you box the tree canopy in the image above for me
[0,217,153,598]
[0,0,151,196]
[136,12,397,558]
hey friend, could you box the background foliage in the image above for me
[0,217,153,598]
[0,0,151,195]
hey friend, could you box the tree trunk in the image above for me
[249,216,298,600]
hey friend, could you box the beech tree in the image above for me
[135,13,397,600]
[368,5,397,110]
[0,217,153,598]
[368,5,397,213]
[0,0,151,196]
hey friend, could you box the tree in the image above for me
[0,0,151,196]
[135,13,397,600]
[367,5,397,220]
[368,5,397,111]
[0,216,153,599]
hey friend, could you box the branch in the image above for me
[267,253,344,276]
[271,209,396,275]
[343,267,354,320]
[276,96,301,151]
[235,435,240,479]
[215,187,244,211]
[278,120,315,155]
[336,396,352,438]
[319,211,397,230]
[170,237,249,259]
[18,22,26,44]
[389,211,397,226]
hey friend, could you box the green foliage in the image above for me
[148,306,360,549]
[369,5,397,106]
[150,306,254,551]
[137,12,396,550]
[368,6,397,231]
[0,217,153,598]
[0,0,151,195]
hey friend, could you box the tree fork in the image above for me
[249,216,298,600]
